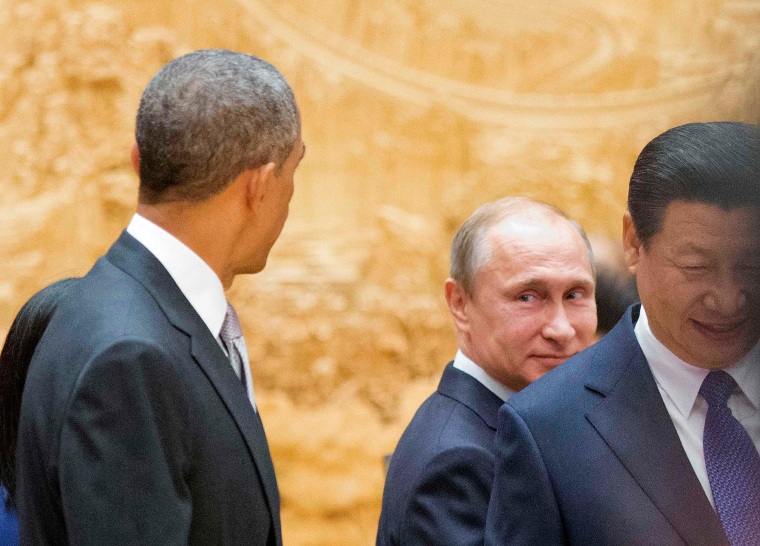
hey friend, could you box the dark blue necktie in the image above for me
[700,370,760,545]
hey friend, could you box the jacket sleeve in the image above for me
[485,402,564,545]
[398,444,494,546]
[58,339,194,545]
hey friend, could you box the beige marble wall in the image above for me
[2,1,760,543]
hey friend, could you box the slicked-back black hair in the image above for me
[628,122,760,247]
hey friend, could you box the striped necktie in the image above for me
[220,302,256,411]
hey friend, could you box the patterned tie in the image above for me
[220,302,256,411]
[700,370,760,545]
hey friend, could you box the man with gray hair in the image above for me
[17,49,304,545]
[376,197,597,545]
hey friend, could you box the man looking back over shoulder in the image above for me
[17,49,305,545]
[377,197,597,545]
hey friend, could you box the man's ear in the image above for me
[445,278,470,333]
[245,161,277,210]
[622,211,642,275]
[130,143,140,175]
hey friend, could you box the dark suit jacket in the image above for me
[377,362,504,545]
[17,232,281,545]
[484,305,728,545]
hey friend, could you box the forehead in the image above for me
[481,216,594,284]
[653,201,760,254]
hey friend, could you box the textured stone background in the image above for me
[2,0,760,543]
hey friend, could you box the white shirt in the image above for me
[453,349,514,402]
[126,214,257,410]
[635,305,760,508]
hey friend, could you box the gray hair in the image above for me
[450,197,594,296]
[136,49,300,204]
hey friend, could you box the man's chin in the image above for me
[236,254,268,276]
[687,341,758,370]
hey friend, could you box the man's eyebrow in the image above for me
[673,243,711,256]
[510,277,548,290]
[510,276,594,290]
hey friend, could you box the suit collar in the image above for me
[106,231,202,339]
[583,304,641,396]
[452,349,513,402]
[584,305,728,545]
[105,231,282,544]
[438,362,504,430]
[187,330,282,544]
[126,213,227,338]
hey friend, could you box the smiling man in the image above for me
[485,122,760,546]
[377,197,597,545]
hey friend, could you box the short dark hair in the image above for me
[628,122,760,247]
[0,278,78,508]
[136,49,300,204]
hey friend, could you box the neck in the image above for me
[136,200,240,289]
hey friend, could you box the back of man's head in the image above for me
[628,122,760,247]
[135,49,300,204]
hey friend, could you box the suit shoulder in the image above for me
[420,441,494,479]
[393,439,494,544]
[397,390,494,459]
[505,341,603,419]
[382,393,495,511]
[74,338,178,379]
[509,305,640,408]
[380,381,498,544]
[522,340,598,387]
[58,340,191,430]
[49,269,178,354]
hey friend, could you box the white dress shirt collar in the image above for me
[453,349,514,402]
[635,305,760,418]
[126,213,228,339]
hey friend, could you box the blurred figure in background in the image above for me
[0,278,78,546]
[590,235,639,337]
[377,197,597,545]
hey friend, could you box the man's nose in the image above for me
[703,272,748,316]
[542,304,576,343]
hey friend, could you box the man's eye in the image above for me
[518,294,535,302]
[680,264,708,272]
[566,291,581,300]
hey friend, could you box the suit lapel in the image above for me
[106,232,281,544]
[585,308,727,546]
[188,326,281,544]
[438,362,504,430]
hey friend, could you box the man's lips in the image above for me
[691,318,746,339]
[532,354,573,365]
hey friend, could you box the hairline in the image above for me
[450,197,595,297]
